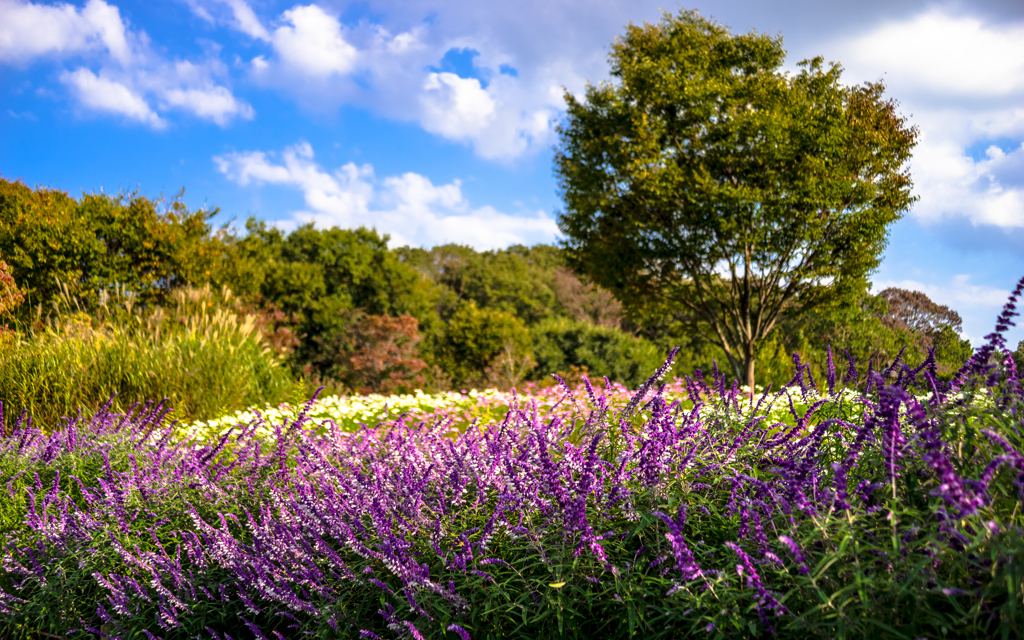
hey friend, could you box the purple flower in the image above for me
[654,506,703,581]
[726,542,787,627]
[447,624,472,640]
[777,536,809,575]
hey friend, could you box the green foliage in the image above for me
[0,177,223,320]
[931,324,973,378]
[215,219,441,382]
[435,303,533,388]
[398,243,560,326]
[0,177,99,314]
[554,9,919,389]
[1,176,974,397]
[530,318,664,387]
[0,285,302,431]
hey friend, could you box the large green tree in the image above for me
[554,10,919,389]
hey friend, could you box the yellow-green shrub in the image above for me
[0,285,304,431]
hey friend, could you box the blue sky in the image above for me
[2,0,1023,348]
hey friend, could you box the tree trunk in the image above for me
[744,354,756,395]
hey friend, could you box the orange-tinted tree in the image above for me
[342,314,427,394]
[0,259,25,318]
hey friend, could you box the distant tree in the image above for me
[530,318,664,388]
[337,313,427,394]
[77,189,223,306]
[397,243,559,326]
[0,178,223,317]
[876,288,962,336]
[0,178,100,313]
[554,10,919,389]
[218,219,441,380]
[931,324,973,378]
[550,267,624,329]
[876,288,971,375]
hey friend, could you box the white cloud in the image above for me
[162,85,254,125]
[270,5,357,76]
[222,0,268,41]
[419,72,496,139]
[837,9,1024,98]
[60,68,164,128]
[2,0,253,128]
[214,141,560,248]
[182,0,268,40]
[909,132,1024,228]
[0,0,131,64]
[232,2,578,160]
[832,8,1024,231]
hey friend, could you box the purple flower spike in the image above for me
[777,535,809,574]
[654,506,703,581]
[826,346,836,396]
[726,542,787,628]
[447,624,472,640]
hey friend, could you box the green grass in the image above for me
[0,285,304,432]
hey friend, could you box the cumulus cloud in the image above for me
[909,135,1024,228]
[837,9,1024,99]
[60,67,164,128]
[270,5,357,76]
[2,0,253,128]
[0,0,131,64]
[162,85,253,125]
[214,142,560,248]
[419,72,496,139]
[833,8,1024,231]
[222,2,577,160]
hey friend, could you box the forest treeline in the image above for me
[0,177,983,402]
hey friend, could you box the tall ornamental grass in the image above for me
[1,277,1023,639]
[0,285,303,431]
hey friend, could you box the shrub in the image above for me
[435,303,533,388]
[0,285,302,430]
[337,313,428,394]
[0,177,223,320]
[531,317,664,387]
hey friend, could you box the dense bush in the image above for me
[0,286,302,430]
[316,313,428,395]
[434,303,533,388]
[530,317,663,388]
[214,219,441,383]
[2,280,1020,639]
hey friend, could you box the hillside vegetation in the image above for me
[0,176,985,429]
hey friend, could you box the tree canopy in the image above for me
[554,9,919,389]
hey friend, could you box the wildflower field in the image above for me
[2,279,1024,639]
